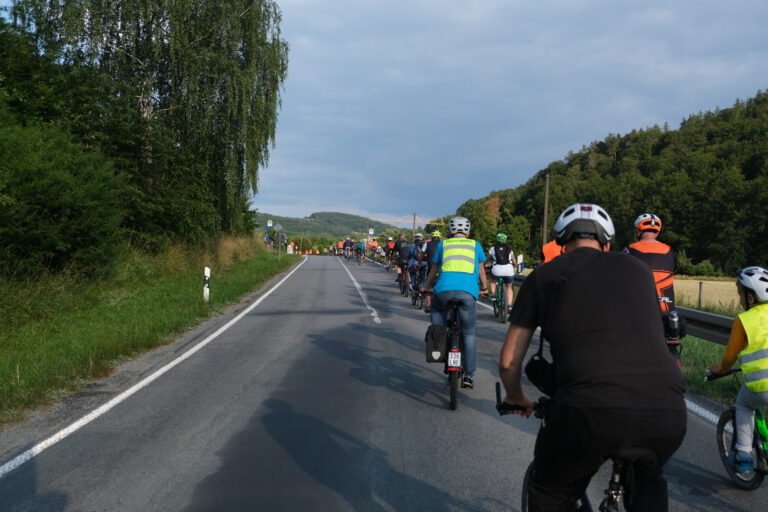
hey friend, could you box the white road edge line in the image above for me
[337,257,382,324]
[685,398,721,425]
[0,256,309,481]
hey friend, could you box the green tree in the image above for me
[10,0,289,241]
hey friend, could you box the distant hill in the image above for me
[254,211,399,237]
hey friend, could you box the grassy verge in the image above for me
[682,334,742,405]
[0,239,299,425]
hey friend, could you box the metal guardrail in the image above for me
[677,306,733,346]
[508,273,734,345]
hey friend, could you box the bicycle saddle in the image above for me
[611,447,657,464]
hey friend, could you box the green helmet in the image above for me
[431,230,442,238]
[496,233,508,243]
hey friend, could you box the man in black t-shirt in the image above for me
[498,203,686,512]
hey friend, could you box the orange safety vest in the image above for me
[542,240,562,264]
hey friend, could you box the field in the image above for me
[675,277,739,315]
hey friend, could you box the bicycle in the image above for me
[490,275,507,323]
[706,368,768,490]
[495,383,657,511]
[399,264,409,297]
[663,310,685,369]
[445,300,466,410]
[409,266,426,310]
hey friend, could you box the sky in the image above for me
[2,1,766,227]
[256,0,768,226]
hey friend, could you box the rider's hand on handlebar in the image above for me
[479,289,488,297]
[501,395,534,417]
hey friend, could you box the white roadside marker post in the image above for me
[203,266,211,302]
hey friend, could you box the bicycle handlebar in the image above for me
[495,382,548,416]
[704,368,742,382]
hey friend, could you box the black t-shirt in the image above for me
[508,247,685,410]
[395,240,410,260]
[425,239,440,263]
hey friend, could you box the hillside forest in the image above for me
[455,91,768,275]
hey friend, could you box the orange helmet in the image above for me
[634,213,662,233]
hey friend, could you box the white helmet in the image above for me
[553,203,614,245]
[448,216,470,235]
[387,237,393,241]
[738,266,768,302]
[414,233,424,242]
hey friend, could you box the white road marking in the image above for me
[337,257,382,324]
[0,256,309,480]
[685,398,722,425]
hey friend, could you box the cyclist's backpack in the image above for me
[425,324,448,363]
[494,243,511,265]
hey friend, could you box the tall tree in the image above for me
[11,0,289,242]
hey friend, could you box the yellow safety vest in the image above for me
[739,303,768,392]
[441,238,477,274]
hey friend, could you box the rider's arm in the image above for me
[499,325,535,416]
[477,242,488,293]
[424,263,440,292]
[710,316,747,374]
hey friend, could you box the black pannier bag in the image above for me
[425,324,448,363]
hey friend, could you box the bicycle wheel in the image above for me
[717,407,765,490]
[499,283,507,324]
[491,291,499,317]
[521,462,534,511]
[449,371,459,410]
[401,272,409,296]
[411,287,418,306]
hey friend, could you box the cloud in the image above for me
[245,1,768,217]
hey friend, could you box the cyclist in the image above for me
[709,266,768,475]
[369,238,379,260]
[487,233,516,313]
[625,214,676,313]
[407,233,428,296]
[424,217,488,389]
[421,230,442,313]
[343,237,355,259]
[498,203,686,512]
[394,234,410,283]
[356,239,366,263]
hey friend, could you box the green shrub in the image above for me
[0,117,127,276]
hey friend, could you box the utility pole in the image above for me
[542,173,550,246]
[412,213,416,236]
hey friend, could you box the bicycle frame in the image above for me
[756,409,768,453]
[446,303,463,372]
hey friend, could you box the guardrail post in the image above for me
[698,281,704,309]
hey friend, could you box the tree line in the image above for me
[454,91,768,275]
[0,1,288,276]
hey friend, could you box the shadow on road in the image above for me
[183,399,494,511]
[0,448,70,512]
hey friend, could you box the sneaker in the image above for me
[461,376,474,389]
[728,450,754,474]
[424,306,431,313]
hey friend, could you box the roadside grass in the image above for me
[681,335,741,405]
[0,239,299,425]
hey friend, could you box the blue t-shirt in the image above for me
[432,238,486,299]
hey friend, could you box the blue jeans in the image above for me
[430,290,477,377]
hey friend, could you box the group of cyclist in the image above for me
[337,203,768,510]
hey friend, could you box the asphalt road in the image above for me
[0,255,766,511]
